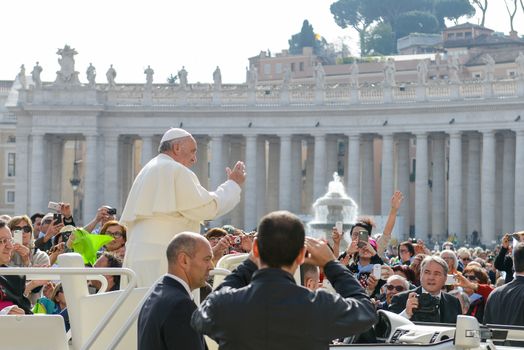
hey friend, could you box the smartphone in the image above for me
[13,230,23,245]
[53,213,62,225]
[335,221,343,234]
[357,230,369,247]
[372,264,381,279]
[445,274,457,285]
[105,206,117,216]
[48,201,61,212]
[234,236,241,245]
[61,231,72,244]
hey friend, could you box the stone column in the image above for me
[361,135,375,215]
[502,132,516,234]
[515,129,524,230]
[304,139,314,211]
[290,137,302,213]
[103,135,119,208]
[140,135,154,167]
[278,134,292,210]
[15,133,30,214]
[326,137,338,178]
[266,138,280,213]
[83,134,98,222]
[256,138,267,220]
[194,137,209,188]
[210,135,224,190]
[431,134,446,240]
[397,135,411,240]
[481,131,496,243]
[414,133,429,240]
[381,133,394,215]
[209,134,224,226]
[30,133,46,214]
[346,134,361,205]
[228,138,244,228]
[466,134,481,238]
[313,134,327,200]
[448,131,463,240]
[49,137,63,201]
[244,135,258,230]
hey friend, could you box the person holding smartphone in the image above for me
[7,215,50,268]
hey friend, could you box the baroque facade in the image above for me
[3,46,524,247]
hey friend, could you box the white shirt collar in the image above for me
[165,273,193,299]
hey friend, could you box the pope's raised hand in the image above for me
[227,161,246,186]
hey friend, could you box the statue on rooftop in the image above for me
[178,66,188,88]
[350,60,359,88]
[448,56,461,84]
[213,66,222,90]
[314,62,326,89]
[144,65,154,88]
[482,54,495,82]
[282,65,291,87]
[86,63,96,88]
[247,65,258,90]
[31,62,43,88]
[18,64,27,89]
[55,45,80,86]
[417,59,429,85]
[516,52,524,79]
[383,58,396,87]
[106,64,117,89]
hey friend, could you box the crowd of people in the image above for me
[1,127,524,349]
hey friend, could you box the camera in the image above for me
[413,293,440,322]
[357,230,369,248]
[234,236,241,245]
[104,206,117,216]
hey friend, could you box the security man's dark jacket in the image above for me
[484,275,524,326]
[191,259,377,350]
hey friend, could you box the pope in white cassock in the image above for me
[120,128,246,287]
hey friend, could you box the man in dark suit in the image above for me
[191,210,377,350]
[138,232,212,350]
[389,256,461,323]
[484,242,524,326]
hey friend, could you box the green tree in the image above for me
[330,0,379,55]
[434,0,475,25]
[366,22,396,55]
[288,20,317,55]
[395,11,440,39]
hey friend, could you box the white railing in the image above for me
[0,266,137,350]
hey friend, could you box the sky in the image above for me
[1,0,523,84]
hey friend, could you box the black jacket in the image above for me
[191,259,377,350]
[494,247,514,284]
[138,276,207,350]
[484,275,524,326]
[388,286,461,323]
[0,267,32,314]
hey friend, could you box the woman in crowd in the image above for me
[0,220,32,315]
[8,215,50,268]
[99,221,127,259]
[455,265,494,322]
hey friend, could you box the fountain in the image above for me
[308,172,358,246]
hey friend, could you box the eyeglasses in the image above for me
[0,238,15,246]
[42,219,53,225]
[107,232,123,238]
[386,285,405,292]
[464,274,478,281]
[13,226,32,233]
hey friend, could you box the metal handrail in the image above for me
[108,268,232,349]
[25,273,109,294]
[0,267,136,350]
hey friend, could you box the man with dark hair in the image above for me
[30,212,44,239]
[138,232,213,350]
[484,242,524,326]
[192,210,376,349]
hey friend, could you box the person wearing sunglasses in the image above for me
[0,220,32,315]
[454,265,494,322]
[375,275,409,311]
[7,215,50,268]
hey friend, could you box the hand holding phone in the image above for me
[445,274,457,285]
[357,230,369,248]
[48,201,61,212]
[335,221,343,234]
[13,230,23,245]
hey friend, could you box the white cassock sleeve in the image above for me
[211,180,242,218]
